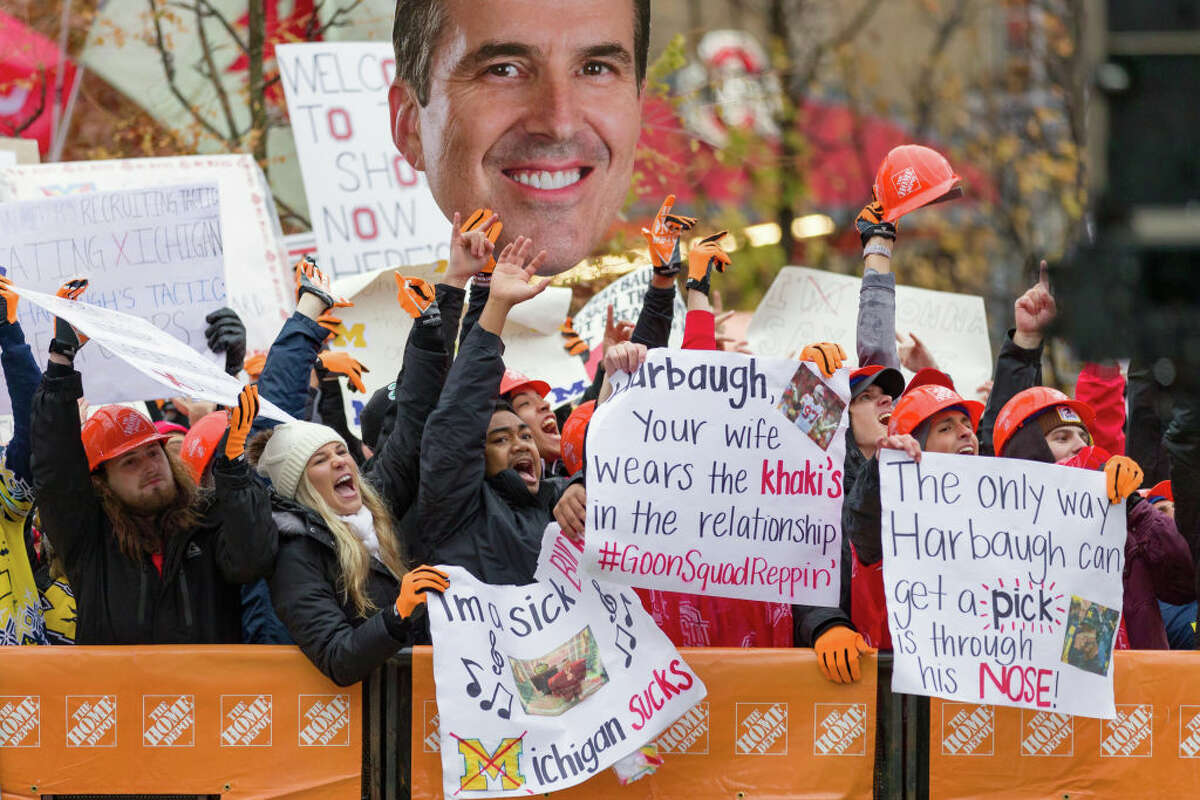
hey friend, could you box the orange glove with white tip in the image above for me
[642,194,697,277]
[224,384,259,462]
[801,342,847,378]
[395,273,441,328]
[49,278,90,359]
[814,625,874,684]
[686,232,731,297]
[1104,455,1143,504]
[395,566,450,619]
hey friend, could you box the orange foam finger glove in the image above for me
[686,232,731,297]
[814,625,873,684]
[317,351,369,393]
[461,207,503,277]
[395,566,451,619]
[225,384,259,461]
[1104,455,1144,504]
[801,342,847,378]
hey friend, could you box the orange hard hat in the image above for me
[499,368,550,400]
[873,144,963,223]
[81,405,170,472]
[561,401,596,476]
[888,384,983,437]
[992,386,1097,457]
[180,410,230,483]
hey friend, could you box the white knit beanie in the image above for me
[257,421,345,500]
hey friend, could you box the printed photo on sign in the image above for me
[776,366,844,450]
[1060,596,1119,676]
[509,627,609,716]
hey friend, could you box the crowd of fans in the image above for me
[1,188,1196,691]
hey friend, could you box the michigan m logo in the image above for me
[457,736,525,791]
[331,323,367,348]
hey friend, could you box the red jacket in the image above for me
[1075,363,1126,456]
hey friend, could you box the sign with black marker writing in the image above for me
[276,42,449,278]
[879,449,1125,718]
[427,524,706,797]
[582,348,848,605]
[0,183,227,410]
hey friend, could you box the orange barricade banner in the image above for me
[930,650,1200,798]
[0,646,360,799]
[411,646,877,799]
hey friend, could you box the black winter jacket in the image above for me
[419,325,568,584]
[31,363,276,644]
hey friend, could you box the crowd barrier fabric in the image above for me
[930,650,1200,798]
[411,646,878,799]
[0,646,361,799]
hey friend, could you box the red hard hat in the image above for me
[1144,480,1173,504]
[873,144,964,223]
[180,410,230,484]
[561,401,596,476]
[992,386,1097,458]
[500,368,550,400]
[81,405,170,472]
[888,385,983,437]
[903,368,956,395]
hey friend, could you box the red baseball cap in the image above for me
[499,368,550,400]
[903,368,956,396]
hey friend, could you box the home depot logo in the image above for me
[734,702,788,755]
[299,694,351,746]
[1179,706,1200,758]
[0,696,40,747]
[142,695,194,747]
[1101,704,1153,757]
[1020,711,1073,757]
[423,701,440,753]
[220,695,272,747]
[655,702,710,755]
[892,166,921,198]
[66,695,118,747]
[941,703,994,756]
[813,703,867,756]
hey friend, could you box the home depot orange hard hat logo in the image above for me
[0,695,40,747]
[66,695,118,747]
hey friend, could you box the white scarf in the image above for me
[338,506,379,559]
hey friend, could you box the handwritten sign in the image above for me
[0,155,293,353]
[428,524,706,797]
[276,42,449,279]
[0,183,229,409]
[12,286,290,423]
[747,266,993,394]
[581,348,848,605]
[879,449,1125,719]
[571,265,687,350]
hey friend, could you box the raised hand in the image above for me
[317,351,369,393]
[855,190,897,247]
[294,255,351,310]
[394,273,441,328]
[224,384,259,461]
[459,208,504,284]
[602,341,647,376]
[602,304,635,353]
[488,236,549,307]
[800,342,847,378]
[642,194,697,277]
[50,278,89,359]
[896,331,938,372]
[316,310,343,339]
[561,317,589,357]
[204,307,247,376]
[686,232,732,297]
[1013,260,1056,348]
[0,273,18,324]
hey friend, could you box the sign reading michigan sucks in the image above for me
[582,348,848,605]
[427,525,706,798]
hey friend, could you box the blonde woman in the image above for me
[249,421,448,685]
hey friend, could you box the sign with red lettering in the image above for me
[425,524,707,797]
[879,449,1125,718]
[276,42,448,278]
[582,348,848,604]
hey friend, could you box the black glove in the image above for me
[204,307,247,377]
[855,197,897,247]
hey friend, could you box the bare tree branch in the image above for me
[273,193,311,230]
[247,0,267,164]
[166,0,247,55]
[148,0,231,145]
[911,0,970,141]
[305,0,367,40]
[193,0,241,143]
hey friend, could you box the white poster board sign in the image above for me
[0,183,227,410]
[0,155,294,353]
[429,524,706,797]
[13,286,290,422]
[747,266,993,395]
[276,42,449,279]
[879,449,1125,719]
[571,265,686,350]
[582,348,847,605]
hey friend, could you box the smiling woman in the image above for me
[389,0,650,274]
